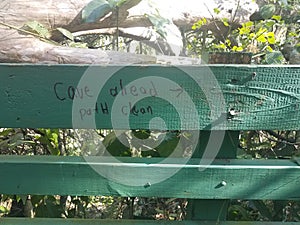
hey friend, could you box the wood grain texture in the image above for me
[0,64,299,130]
[0,29,156,64]
[1,218,299,225]
[0,155,300,200]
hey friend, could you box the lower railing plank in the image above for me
[0,155,300,200]
[0,218,298,225]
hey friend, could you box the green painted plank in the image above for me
[1,155,300,200]
[187,131,239,220]
[1,218,299,225]
[0,64,300,130]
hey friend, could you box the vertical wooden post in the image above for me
[186,131,239,221]
[186,52,251,221]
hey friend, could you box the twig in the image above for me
[231,0,240,23]
[0,21,57,45]
[116,6,119,51]
[227,0,240,36]
[203,3,228,43]
[265,130,297,144]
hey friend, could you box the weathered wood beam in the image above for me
[0,155,300,200]
[0,28,156,64]
[0,65,299,130]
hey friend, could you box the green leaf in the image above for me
[257,27,267,36]
[272,15,281,22]
[259,4,276,20]
[267,32,275,44]
[82,0,112,23]
[22,21,51,38]
[7,132,24,147]
[107,0,127,7]
[35,196,61,218]
[156,132,180,157]
[69,42,88,48]
[239,26,250,35]
[146,13,170,39]
[252,200,273,220]
[56,28,74,41]
[264,51,285,64]
[228,204,251,220]
[244,21,254,27]
[37,129,60,155]
[0,128,13,137]
[232,46,243,52]
[256,35,267,43]
[213,42,227,50]
[225,39,231,46]
[132,130,150,139]
[213,8,221,14]
[192,18,207,30]
[223,21,229,27]
[102,131,131,156]
[266,45,273,52]
[265,20,275,28]
[0,205,9,213]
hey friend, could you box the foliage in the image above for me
[81,0,141,23]
[21,21,51,39]
[187,1,300,64]
[1,0,300,222]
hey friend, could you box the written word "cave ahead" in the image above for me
[53,79,157,120]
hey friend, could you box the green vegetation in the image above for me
[187,1,300,64]
[1,0,300,222]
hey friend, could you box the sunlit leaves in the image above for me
[145,13,170,39]
[82,0,141,23]
[232,46,243,52]
[213,42,227,50]
[145,12,182,55]
[267,32,276,44]
[82,0,112,23]
[37,129,60,155]
[21,21,51,38]
[239,21,254,35]
[191,18,207,30]
[56,28,74,41]
[256,34,267,43]
[213,8,221,14]
[256,29,276,45]
[222,18,229,27]
[266,45,273,52]
[272,15,282,22]
[188,0,293,62]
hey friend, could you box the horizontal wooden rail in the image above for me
[0,218,299,225]
[0,64,300,130]
[0,155,300,200]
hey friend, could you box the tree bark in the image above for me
[1,0,258,30]
[0,27,156,64]
[0,0,258,64]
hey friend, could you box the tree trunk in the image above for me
[0,27,156,64]
[0,0,258,64]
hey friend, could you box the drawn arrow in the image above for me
[169,86,183,97]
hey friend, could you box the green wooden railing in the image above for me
[0,64,300,224]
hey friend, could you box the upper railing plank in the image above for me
[0,64,300,130]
